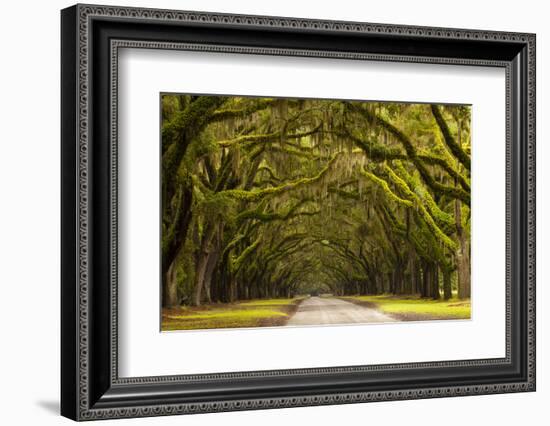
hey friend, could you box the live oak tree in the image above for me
[161,95,471,307]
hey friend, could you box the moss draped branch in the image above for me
[231,237,262,273]
[430,104,471,170]
[340,128,470,192]
[360,168,414,207]
[209,98,278,123]
[345,103,470,204]
[383,165,457,250]
[218,152,341,202]
[236,199,319,225]
[217,122,322,148]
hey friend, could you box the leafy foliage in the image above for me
[160,95,471,308]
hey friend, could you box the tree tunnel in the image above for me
[161,94,471,307]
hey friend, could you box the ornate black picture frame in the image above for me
[61,4,536,421]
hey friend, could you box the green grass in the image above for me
[341,295,471,320]
[166,309,288,321]
[162,298,303,331]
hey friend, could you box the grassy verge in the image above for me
[161,297,305,331]
[340,294,471,321]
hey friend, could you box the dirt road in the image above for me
[286,296,396,326]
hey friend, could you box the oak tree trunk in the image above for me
[163,260,179,307]
[443,269,452,300]
[455,199,471,299]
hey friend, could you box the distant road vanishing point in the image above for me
[286,296,396,326]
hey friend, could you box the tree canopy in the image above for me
[161,95,471,307]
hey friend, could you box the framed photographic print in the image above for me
[61,4,536,421]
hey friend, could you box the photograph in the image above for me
[58,3,535,421]
[160,94,472,331]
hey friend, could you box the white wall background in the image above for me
[0,0,546,424]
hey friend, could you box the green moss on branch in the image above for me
[431,104,471,170]
[360,168,413,208]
